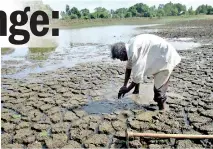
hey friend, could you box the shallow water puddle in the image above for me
[83,82,186,114]
[83,83,155,114]
[1,47,29,61]
[1,25,202,79]
[83,98,143,114]
[168,38,201,50]
[59,24,161,45]
[2,44,111,79]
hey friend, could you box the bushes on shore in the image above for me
[60,2,213,20]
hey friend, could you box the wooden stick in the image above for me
[127,132,213,139]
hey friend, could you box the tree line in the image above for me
[60,2,213,19]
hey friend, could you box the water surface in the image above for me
[2,25,201,78]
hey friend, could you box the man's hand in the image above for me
[118,82,137,99]
[118,86,129,99]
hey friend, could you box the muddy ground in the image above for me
[1,19,213,148]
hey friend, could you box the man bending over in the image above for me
[111,34,181,110]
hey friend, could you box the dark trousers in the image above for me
[153,78,169,103]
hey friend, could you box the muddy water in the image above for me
[2,25,201,79]
[83,82,159,114]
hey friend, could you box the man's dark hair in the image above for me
[111,42,126,59]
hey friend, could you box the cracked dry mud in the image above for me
[1,20,213,149]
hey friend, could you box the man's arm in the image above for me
[123,68,131,86]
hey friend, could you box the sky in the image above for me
[42,0,213,12]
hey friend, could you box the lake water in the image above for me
[2,25,201,78]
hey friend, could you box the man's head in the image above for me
[111,42,128,61]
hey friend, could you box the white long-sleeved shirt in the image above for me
[125,34,181,84]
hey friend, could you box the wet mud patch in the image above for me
[82,98,146,114]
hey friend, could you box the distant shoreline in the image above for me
[50,15,213,29]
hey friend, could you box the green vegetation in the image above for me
[24,1,212,29]
[40,131,48,137]
[1,48,10,54]
[29,47,56,53]
[12,114,21,119]
[51,15,212,29]
[28,47,56,60]
[196,4,213,15]
[1,48,14,55]
[60,2,213,20]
